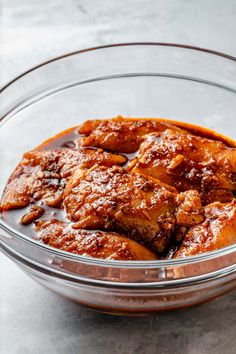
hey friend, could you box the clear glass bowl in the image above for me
[0,43,236,315]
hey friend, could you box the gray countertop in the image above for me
[1,1,236,353]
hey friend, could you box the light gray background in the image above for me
[0,1,236,353]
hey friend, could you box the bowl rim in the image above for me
[1,41,236,93]
[1,42,236,268]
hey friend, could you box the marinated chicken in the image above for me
[1,117,236,260]
[78,116,182,153]
[130,129,236,204]
[1,148,126,211]
[63,165,204,253]
[36,219,159,260]
[174,200,236,257]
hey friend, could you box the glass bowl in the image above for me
[0,43,236,315]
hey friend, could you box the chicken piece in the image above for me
[131,129,236,204]
[176,190,205,226]
[174,200,236,258]
[78,116,182,153]
[1,148,126,211]
[63,165,204,254]
[35,219,159,260]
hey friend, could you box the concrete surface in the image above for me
[1,1,236,353]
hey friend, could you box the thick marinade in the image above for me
[1,117,236,260]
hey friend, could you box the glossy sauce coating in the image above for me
[130,128,236,204]
[1,116,236,260]
[174,200,236,257]
[36,219,159,260]
[63,165,204,254]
